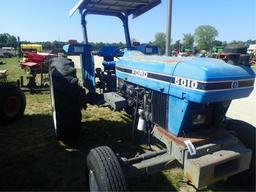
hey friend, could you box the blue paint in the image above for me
[172,57,255,81]
[116,51,255,102]
[63,44,96,95]
[116,50,255,135]
[103,61,116,70]
[168,96,190,135]
[116,70,170,94]
[98,46,120,58]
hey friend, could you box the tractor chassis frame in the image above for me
[122,126,252,189]
[18,75,49,93]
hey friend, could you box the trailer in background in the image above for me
[0,47,16,58]
[20,44,43,53]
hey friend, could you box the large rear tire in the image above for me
[86,146,127,191]
[224,119,255,189]
[0,83,26,123]
[49,56,86,141]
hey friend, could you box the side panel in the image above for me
[168,96,190,136]
[116,68,171,94]
[63,44,96,95]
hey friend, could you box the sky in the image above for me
[0,0,255,43]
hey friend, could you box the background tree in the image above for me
[42,41,53,50]
[227,40,245,47]
[246,40,256,46]
[194,25,218,51]
[0,34,8,47]
[212,40,223,47]
[172,40,182,50]
[0,33,17,48]
[183,33,194,50]
[222,41,228,47]
[152,32,166,54]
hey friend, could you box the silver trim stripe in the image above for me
[116,66,255,92]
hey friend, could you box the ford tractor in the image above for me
[49,0,255,191]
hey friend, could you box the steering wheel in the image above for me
[110,47,125,60]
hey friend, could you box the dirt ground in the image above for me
[227,81,256,126]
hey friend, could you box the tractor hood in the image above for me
[116,50,255,103]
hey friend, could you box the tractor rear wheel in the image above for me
[224,119,255,188]
[86,146,127,191]
[49,56,86,141]
[0,83,26,123]
[224,46,247,54]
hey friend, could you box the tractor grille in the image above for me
[152,91,169,129]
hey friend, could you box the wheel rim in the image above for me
[49,71,57,134]
[89,170,99,191]
[3,96,21,117]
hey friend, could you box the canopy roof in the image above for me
[70,0,161,18]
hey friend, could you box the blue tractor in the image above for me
[49,0,255,191]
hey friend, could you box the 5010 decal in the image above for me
[132,69,148,78]
[174,77,199,89]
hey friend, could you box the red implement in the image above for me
[20,52,56,73]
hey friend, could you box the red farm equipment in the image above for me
[20,51,56,93]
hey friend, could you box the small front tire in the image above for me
[86,146,127,191]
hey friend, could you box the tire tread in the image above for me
[87,146,127,191]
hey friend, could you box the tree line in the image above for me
[0,33,17,48]
[151,25,256,54]
[0,33,125,52]
[1,25,255,53]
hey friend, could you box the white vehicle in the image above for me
[0,47,16,57]
[247,44,256,55]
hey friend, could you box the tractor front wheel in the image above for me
[86,146,127,191]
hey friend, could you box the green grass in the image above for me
[252,65,256,73]
[0,58,251,191]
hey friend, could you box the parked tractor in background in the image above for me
[49,0,255,191]
[0,45,27,123]
[212,46,224,54]
[218,45,251,65]
[210,46,224,58]
[0,70,26,124]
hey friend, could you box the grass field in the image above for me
[0,57,252,191]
